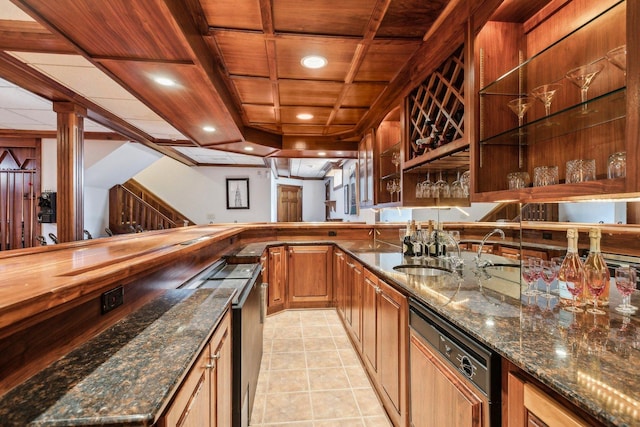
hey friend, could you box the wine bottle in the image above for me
[403,221,414,257]
[557,228,585,307]
[414,222,423,257]
[583,227,610,306]
[427,220,436,257]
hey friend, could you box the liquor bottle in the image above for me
[557,228,585,307]
[402,221,415,257]
[583,227,610,306]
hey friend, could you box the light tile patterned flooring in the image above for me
[250,309,392,427]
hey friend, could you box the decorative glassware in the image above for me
[507,171,529,189]
[530,83,563,117]
[433,172,450,198]
[540,259,558,300]
[606,45,627,75]
[533,166,559,187]
[507,97,535,132]
[522,258,541,297]
[615,266,637,314]
[607,151,626,178]
[585,265,607,315]
[450,171,465,198]
[583,228,609,306]
[460,170,470,196]
[565,62,605,113]
[420,172,433,198]
[566,159,596,183]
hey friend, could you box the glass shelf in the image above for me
[479,0,625,96]
[480,88,626,146]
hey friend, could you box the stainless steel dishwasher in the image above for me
[409,298,501,426]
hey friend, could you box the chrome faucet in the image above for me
[433,230,463,270]
[475,228,505,267]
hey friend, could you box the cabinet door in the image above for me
[162,348,210,427]
[267,246,286,313]
[359,132,374,206]
[409,332,484,427]
[348,259,363,349]
[288,245,333,306]
[334,250,345,318]
[377,280,407,426]
[210,311,232,427]
[362,269,378,374]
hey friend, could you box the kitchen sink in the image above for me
[393,265,452,277]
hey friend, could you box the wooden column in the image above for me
[54,102,86,243]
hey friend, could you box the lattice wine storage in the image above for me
[407,45,464,161]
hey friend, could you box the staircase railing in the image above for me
[108,184,192,234]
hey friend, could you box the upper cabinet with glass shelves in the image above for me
[471,0,636,203]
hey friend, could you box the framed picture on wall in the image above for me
[344,185,349,214]
[226,178,250,209]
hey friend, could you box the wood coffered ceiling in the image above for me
[0,0,509,162]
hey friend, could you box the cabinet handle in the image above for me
[205,363,215,369]
[375,286,382,294]
[346,262,355,267]
[211,352,221,360]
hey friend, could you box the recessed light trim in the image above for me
[318,152,326,157]
[244,146,254,152]
[203,125,216,132]
[301,55,327,69]
[154,76,176,87]
[297,113,314,120]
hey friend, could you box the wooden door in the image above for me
[409,332,483,427]
[288,245,332,307]
[277,185,302,222]
[362,269,378,374]
[267,246,286,314]
[0,141,40,250]
[211,311,232,427]
[377,280,407,427]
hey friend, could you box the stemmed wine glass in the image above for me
[606,45,627,75]
[614,266,637,314]
[433,171,450,198]
[450,171,465,198]
[565,62,605,113]
[507,97,535,134]
[391,151,400,171]
[540,259,558,300]
[421,172,433,198]
[562,264,584,313]
[530,83,562,125]
[585,265,607,315]
[522,258,541,297]
[386,180,396,201]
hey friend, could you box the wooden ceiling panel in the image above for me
[98,59,242,143]
[206,140,278,157]
[273,0,377,37]
[326,125,358,135]
[275,36,358,80]
[213,31,269,77]
[281,124,330,135]
[15,0,193,61]
[244,105,276,123]
[341,83,386,107]
[279,80,343,106]
[201,0,263,30]
[231,77,274,104]
[280,106,332,124]
[376,0,449,38]
[333,108,368,125]
[355,40,421,82]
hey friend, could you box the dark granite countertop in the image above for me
[0,287,235,426]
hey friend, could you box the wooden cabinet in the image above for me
[471,0,637,203]
[409,330,484,427]
[346,257,363,349]
[287,245,333,308]
[161,310,232,427]
[333,249,346,317]
[267,246,286,314]
[361,269,408,427]
[506,371,589,427]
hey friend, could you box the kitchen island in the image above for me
[0,223,637,426]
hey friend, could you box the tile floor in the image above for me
[250,309,392,427]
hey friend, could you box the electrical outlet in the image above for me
[328,231,337,236]
[542,232,552,240]
[101,286,124,314]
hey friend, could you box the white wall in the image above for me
[135,157,272,224]
[559,201,626,224]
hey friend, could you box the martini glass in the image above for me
[530,83,562,125]
[566,62,605,114]
[606,45,626,75]
[507,97,535,134]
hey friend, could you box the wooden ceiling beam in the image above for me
[0,20,75,54]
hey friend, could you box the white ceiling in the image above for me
[0,0,335,178]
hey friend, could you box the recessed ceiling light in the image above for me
[318,152,326,157]
[297,113,314,120]
[154,76,176,87]
[301,55,327,69]
[203,125,216,132]
[244,146,254,152]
